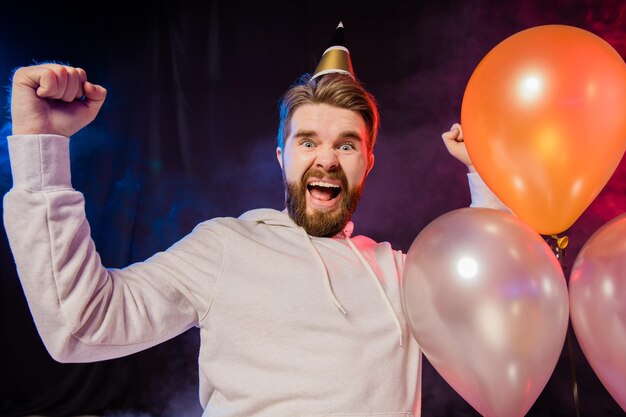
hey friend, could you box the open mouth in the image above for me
[307,181,341,202]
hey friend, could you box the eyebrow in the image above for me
[338,131,364,142]
[294,130,364,141]
[294,129,318,139]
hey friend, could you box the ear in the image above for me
[276,146,284,170]
[366,153,375,176]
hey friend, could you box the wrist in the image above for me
[11,117,54,136]
[11,123,66,137]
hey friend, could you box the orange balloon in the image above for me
[461,25,626,235]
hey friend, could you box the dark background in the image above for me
[1,1,625,416]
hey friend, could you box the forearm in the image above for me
[467,171,511,212]
[3,135,201,362]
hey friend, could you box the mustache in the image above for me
[302,167,348,187]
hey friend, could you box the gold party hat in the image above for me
[312,22,355,80]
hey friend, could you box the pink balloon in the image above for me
[570,213,626,412]
[402,208,569,417]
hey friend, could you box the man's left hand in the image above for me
[441,123,476,173]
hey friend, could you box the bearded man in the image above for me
[3,26,504,417]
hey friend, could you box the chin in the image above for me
[305,203,341,216]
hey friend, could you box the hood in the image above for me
[238,208,354,239]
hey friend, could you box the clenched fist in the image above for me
[11,63,107,137]
[441,123,476,173]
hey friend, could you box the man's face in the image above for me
[276,103,375,237]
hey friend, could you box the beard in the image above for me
[284,167,363,237]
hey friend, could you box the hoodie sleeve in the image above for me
[3,134,221,363]
[467,172,511,212]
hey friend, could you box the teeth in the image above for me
[309,181,340,188]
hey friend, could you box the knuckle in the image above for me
[12,67,27,82]
[43,67,57,79]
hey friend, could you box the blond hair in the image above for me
[277,74,380,152]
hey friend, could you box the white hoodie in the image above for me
[3,134,505,417]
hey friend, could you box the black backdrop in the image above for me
[1,1,625,416]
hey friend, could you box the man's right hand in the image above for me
[11,64,107,137]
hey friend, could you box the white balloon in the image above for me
[403,208,569,417]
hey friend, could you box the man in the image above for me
[3,28,503,417]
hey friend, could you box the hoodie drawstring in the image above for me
[300,227,404,347]
[345,238,404,348]
[302,230,348,315]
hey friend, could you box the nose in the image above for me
[314,147,339,171]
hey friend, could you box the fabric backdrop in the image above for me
[1,1,625,416]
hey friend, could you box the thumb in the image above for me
[82,81,107,112]
[451,123,464,142]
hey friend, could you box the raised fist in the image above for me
[11,63,107,137]
[441,122,476,173]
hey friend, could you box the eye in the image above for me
[301,140,316,148]
[339,143,356,151]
